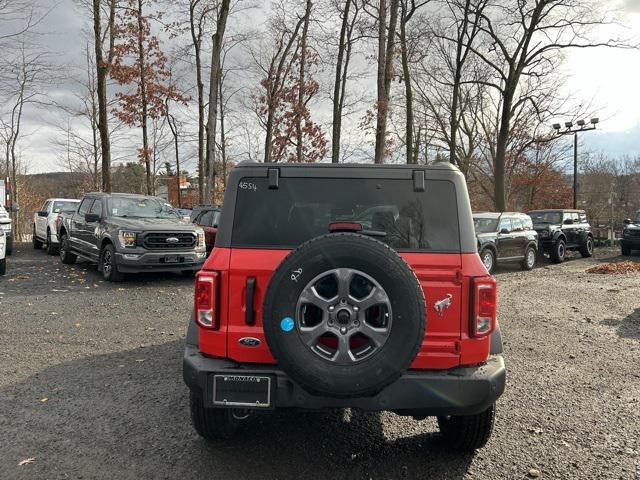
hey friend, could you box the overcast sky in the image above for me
[9,0,640,173]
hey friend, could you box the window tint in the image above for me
[199,210,215,226]
[53,201,79,213]
[498,218,512,232]
[89,199,102,216]
[78,198,93,215]
[231,177,460,252]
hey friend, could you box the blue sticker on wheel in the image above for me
[280,317,294,332]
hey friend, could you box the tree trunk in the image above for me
[296,0,312,162]
[494,90,513,211]
[331,0,352,163]
[374,0,399,164]
[204,0,231,202]
[219,76,227,190]
[399,9,413,163]
[189,1,205,204]
[136,0,152,196]
[93,0,115,193]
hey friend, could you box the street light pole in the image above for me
[552,118,599,210]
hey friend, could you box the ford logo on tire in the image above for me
[166,237,180,244]
[239,337,261,347]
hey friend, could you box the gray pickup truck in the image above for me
[58,192,207,281]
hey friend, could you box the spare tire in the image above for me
[263,233,426,398]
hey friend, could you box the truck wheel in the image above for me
[33,227,43,250]
[189,392,239,441]
[0,258,5,275]
[621,244,631,256]
[263,233,426,398]
[100,244,124,282]
[480,248,496,274]
[438,404,495,451]
[520,246,536,271]
[46,230,59,255]
[550,239,566,263]
[580,236,594,258]
[59,234,77,264]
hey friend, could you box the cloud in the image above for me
[621,0,640,12]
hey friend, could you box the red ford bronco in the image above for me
[183,162,505,451]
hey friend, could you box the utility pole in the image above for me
[552,118,599,209]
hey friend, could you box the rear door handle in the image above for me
[245,277,256,326]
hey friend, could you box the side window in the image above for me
[42,201,51,212]
[570,212,580,223]
[78,198,93,215]
[498,218,512,233]
[579,213,587,223]
[89,199,103,217]
[522,216,533,230]
[200,210,214,226]
[511,217,524,232]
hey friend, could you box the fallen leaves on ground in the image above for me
[18,458,35,466]
[586,262,640,274]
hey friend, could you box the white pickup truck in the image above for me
[33,198,80,255]
[0,228,6,275]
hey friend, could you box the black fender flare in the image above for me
[186,314,198,347]
[490,324,503,354]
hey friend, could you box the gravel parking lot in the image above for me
[1,245,638,479]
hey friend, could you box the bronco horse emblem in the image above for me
[434,294,453,316]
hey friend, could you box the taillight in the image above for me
[471,277,496,337]
[195,271,219,329]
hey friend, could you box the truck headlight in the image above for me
[118,230,137,248]
[539,230,549,238]
[196,229,206,249]
[623,229,630,237]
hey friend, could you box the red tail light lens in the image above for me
[195,271,219,329]
[471,277,496,337]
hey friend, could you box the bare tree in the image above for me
[398,0,429,163]
[468,0,630,210]
[204,0,231,202]
[91,0,117,192]
[367,0,400,164]
[331,0,362,163]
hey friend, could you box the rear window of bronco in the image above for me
[231,177,460,252]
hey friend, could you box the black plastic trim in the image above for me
[268,168,279,189]
[245,277,256,325]
[183,345,505,415]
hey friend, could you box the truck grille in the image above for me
[143,232,196,250]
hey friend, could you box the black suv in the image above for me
[58,193,207,281]
[621,210,640,255]
[528,209,594,263]
[473,212,538,273]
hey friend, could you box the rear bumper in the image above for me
[115,250,206,273]
[183,345,506,416]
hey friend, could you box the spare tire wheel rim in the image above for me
[296,267,392,365]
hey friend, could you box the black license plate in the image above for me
[164,255,179,263]
[213,375,271,408]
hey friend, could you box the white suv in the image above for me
[0,205,12,256]
[0,228,6,275]
[33,198,80,255]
